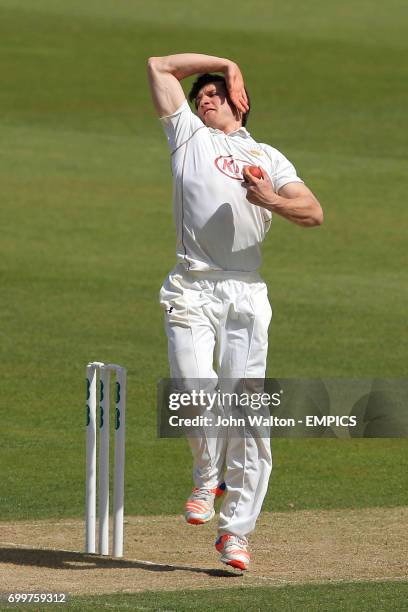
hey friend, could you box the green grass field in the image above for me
[1,0,407,609]
[5,582,405,612]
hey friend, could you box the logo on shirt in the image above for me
[214,155,264,181]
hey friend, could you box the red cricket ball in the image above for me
[246,165,263,179]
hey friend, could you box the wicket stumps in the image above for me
[85,362,127,557]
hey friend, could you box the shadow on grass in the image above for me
[0,547,239,577]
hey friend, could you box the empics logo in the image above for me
[214,155,263,181]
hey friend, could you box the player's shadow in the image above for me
[0,547,238,577]
[195,203,260,270]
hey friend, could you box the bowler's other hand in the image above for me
[225,62,249,115]
[242,166,276,209]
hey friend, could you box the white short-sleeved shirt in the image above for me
[160,100,303,272]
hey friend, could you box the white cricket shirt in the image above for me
[160,100,303,272]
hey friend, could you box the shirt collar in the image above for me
[209,127,251,138]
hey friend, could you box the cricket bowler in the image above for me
[147,53,323,570]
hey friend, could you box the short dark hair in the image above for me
[188,73,251,127]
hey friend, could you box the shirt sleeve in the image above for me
[159,100,205,154]
[260,144,303,192]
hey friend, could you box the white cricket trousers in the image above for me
[160,264,272,538]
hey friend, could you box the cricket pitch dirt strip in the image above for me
[0,507,406,595]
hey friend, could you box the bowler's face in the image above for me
[195,82,237,129]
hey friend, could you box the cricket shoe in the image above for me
[215,534,250,571]
[185,483,225,525]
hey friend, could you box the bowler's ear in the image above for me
[228,97,242,122]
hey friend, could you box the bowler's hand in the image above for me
[225,62,249,115]
[242,166,276,210]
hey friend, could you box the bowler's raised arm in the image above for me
[147,53,248,118]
